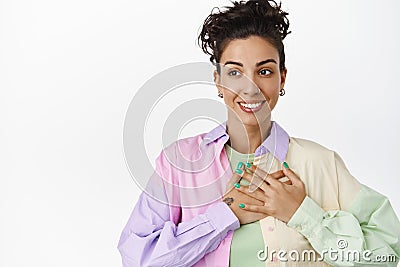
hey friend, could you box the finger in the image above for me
[245,164,268,179]
[236,185,267,202]
[225,163,245,193]
[281,162,303,186]
[263,176,292,185]
[245,163,283,178]
[266,170,292,185]
[269,170,286,180]
[239,170,252,183]
[240,171,269,193]
[238,203,269,214]
[245,164,286,185]
[241,162,255,174]
[228,161,246,180]
[249,172,268,193]
[225,172,242,192]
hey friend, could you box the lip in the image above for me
[237,100,265,104]
[237,100,266,113]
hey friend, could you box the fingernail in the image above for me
[238,203,245,208]
[235,169,243,174]
[245,162,252,168]
[234,183,241,188]
[236,162,243,169]
[283,162,289,169]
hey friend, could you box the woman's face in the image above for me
[214,35,287,127]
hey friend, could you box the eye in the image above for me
[228,69,241,76]
[259,69,272,76]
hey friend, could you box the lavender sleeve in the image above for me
[117,152,240,267]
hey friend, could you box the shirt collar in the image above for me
[203,120,290,162]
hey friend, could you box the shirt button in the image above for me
[267,226,274,231]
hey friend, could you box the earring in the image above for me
[279,88,285,96]
[218,91,223,98]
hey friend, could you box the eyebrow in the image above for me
[223,59,277,67]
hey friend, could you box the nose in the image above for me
[240,74,261,96]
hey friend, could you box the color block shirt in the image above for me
[117,121,400,266]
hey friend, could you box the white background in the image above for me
[1,0,400,266]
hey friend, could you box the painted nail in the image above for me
[234,183,241,188]
[236,162,243,169]
[246,162,252,168]
[283,162,289,169]
[238,203,245,209]
[235,169,243,174]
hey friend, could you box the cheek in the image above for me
[222,90,237,105]
[260,85,280,100]
[259,85,280,110]
[268,98,279,111]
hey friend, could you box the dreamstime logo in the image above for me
[257,239,397,263]
[336,239,348,249]
[123,62,275,207]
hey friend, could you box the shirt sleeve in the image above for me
[286,151,400,266]
[117,151,240,267]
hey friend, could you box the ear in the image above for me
[214,69,223,93]
[280,68,287,89]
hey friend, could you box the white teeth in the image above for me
[240,102,262,109]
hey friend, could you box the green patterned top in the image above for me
[225,143,265,267]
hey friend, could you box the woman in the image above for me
[118,0,400,266]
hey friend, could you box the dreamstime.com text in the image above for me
[257,239,397,263]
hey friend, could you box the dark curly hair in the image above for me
[197,0,291,73]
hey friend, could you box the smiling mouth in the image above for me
[238,100,266,113]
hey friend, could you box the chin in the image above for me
[239,115,270,127]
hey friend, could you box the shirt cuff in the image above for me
[287,196,325,238]
[204,202,240,235]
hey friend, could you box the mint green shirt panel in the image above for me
[287,151,400,266]
[287,186,400,266]
[225,144,265,267]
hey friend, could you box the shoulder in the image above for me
[288,136,335,163]
[289,136,333,153]
[157,132,210,163]
[165,132,208,152]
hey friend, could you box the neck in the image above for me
[226,117,272,154]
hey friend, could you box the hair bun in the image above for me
[241,0,290,40]
[198,0,291,70]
